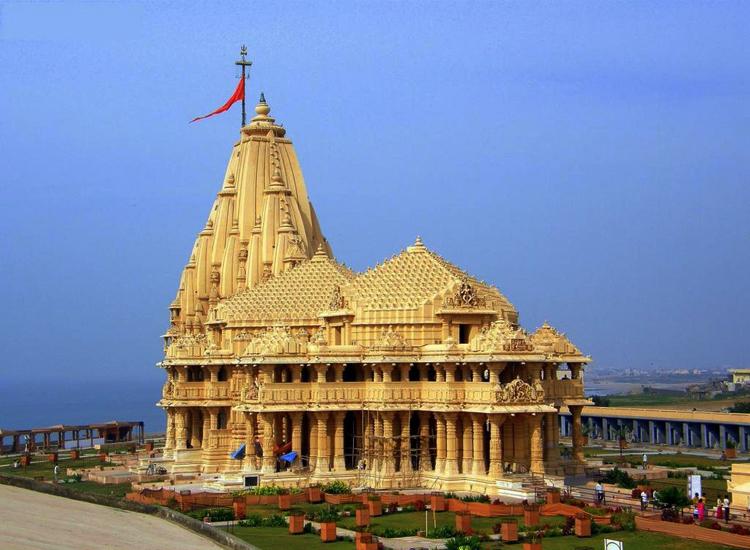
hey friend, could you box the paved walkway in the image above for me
[0,485,223,550]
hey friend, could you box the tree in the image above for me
[592,395,611,407]
[653,486,692,522]
[613,426,631,461]
[731,402,750,414]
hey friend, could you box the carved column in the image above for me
[364,415,373,469]
[201,410,210,449]
[399,364,410,382]
[503,420,514,468]
[435,413,446,474]
[381,411,395,476]
[333,364,344,382]
[444,364,455,383]
[244,412,256,470]
[165,409,175,451]
[373,415,383,473]
[530,414,544,474]
[418,411,432,471]
[489,415,505,477]
[443,412,459,476]
[309,413,318,470]
[418,364,429,382]
[291,365,302,383]
[290,412,302,469]
[435,364,446,382]
[175,410,188,450]
[316,412,330,473]
[462,413,473,474]
[333,412,346,472]
[471,364,482,382]
[488,363,502,385]
[314,364,328,384]
[461,364,472,381]
[381,364,394,383]
[471,413,486,475]
[373,366,383,382]
[570,405,585,462]
[259,412,276,473]
[399,411,412,473]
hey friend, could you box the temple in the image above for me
[156,95,591,493]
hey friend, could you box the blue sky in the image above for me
[1,1,749,390]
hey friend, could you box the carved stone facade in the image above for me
[156,96,591,490]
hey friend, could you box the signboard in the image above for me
[688,474,702,500]
[605,540,624,550]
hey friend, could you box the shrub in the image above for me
[429,525,459,539]
[414,499,426,511]
[562,517,575,536]
[444,535,482,550]
[239,513,263,527]
[682,516,695,525]
[321,480,352,495]
[492,523,502,534]
[729,524,750,536]
[230,485,286,496]
[631,488,642,499]
[700,520,723,531]
[387,502,398,514]
[402,504,415,513]
[374,527,418,538]
[188,507,234,522]
[264,514,287,527]
[602,467,637,489]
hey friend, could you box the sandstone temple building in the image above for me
[157,95,591,492]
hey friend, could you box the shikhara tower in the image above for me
[157,94,591,492]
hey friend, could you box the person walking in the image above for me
[642,453,648,470]
[724,495,731,523]
[717,497,724,519]
[53,464,59,482]
[596,482,604,504]
[641,490,648,511]
[698,498,705,522]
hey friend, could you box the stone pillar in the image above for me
[399,364,410,382]
[443,412,459,476]
[373,415,383,473]
[399,411,412,473]
[165,409,175,450]
[373,366,383,382]
[190,409,201,448]
[175,410,187,450]
[381,364,394,383]
[435,364,445,382]
[488,415,504,477]
[530,414,544,474]
[316,412,330,473]
[201,410,210,449]
[333,364,344,382]
[243,412,256,470]
[309,414,318,469]
[471,365,482,382]
[314,364,328,384]
[435,413,446,474]
[289,412,302,468]
[472,413,486,475]
[364,415,373,469]
[382,411,395,475]
[418,364,429,382]
[333,412,346,472]
[462,414,473,474]
[488,364,502,385]
[291,365,302,383]
[259,413,275,473]
[418,411,432,471]
[570,405,585,462]
[444,364,455,383]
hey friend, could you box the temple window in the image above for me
[217,367,227,382]
[459,324,470,344]
[217,410,227,430]
[300,365,311,383]
[342,364,357,382]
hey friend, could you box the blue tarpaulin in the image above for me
[280,451,297,462]
[230,444,246,460]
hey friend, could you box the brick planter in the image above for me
[309,486,322,503]
[233,501,246,520]
[70,450,80,459]
[48,453,58,463]
[455,510,472,532]
[523,542,542,550]
[20,455,31,466]
[356,533,378,550]
[320,521,337,542]
[502,519,519,542]
[431,493,445,512]
[367,500,382,516]
[726,448,737,459]
[546,488,561,504]
[575,515,591,537]
[288,513,305,534]
[356,506,370,526]
[524,506,540,526]
[145,443,155,452]
[278,493,292,510]
[99,453,108,462]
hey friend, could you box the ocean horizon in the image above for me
[1,379,167,435]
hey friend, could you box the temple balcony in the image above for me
[169,381,232,400]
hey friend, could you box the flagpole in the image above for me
[235,45,252,127]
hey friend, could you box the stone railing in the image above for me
[171,382,231,400]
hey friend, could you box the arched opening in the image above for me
[429,413,437,469]
[326,368,336,383]
[410,414,420,470]
[455,368,464,382]
[300,365,311,383]
[483,417,491,473]
[217,410,227,430]
[408,364,420,381]
[342,364,357,382]
[217,367,228,382]
[427,365,437,382]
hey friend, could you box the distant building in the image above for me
[729,369,750,385]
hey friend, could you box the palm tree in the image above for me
[613,425,631,462]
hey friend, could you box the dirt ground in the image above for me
[0,485,225,550]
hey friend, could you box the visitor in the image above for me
[640,490,648,511]
[642,453,648,470]
[698,498,705,521]
[724,495,731,523]
[717,497,724,519]
[357,459,366,471]
[53,464,59,482]
[11,460,19,469]
[693,492,700,506]
[596,482,604,504]
[652,488,659,504]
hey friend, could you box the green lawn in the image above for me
[601,454,732,470]
[7,456,110,480]
[336,510,566,535]
[232,526,354,550]
[64,481,133,498]
[493,531,739,550]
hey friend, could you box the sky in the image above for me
[1,0,749,411]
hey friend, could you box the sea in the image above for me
[1,379,167,435]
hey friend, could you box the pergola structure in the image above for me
[0,421,145,454]
[156,94,591,492]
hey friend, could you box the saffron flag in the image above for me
[190,78,245,123]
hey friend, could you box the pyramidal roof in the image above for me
[171,96,331,329]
